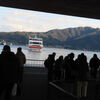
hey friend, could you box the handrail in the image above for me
[24,59,45,67]
[26,59,45,61]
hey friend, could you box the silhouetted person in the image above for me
[68,53,76,81]
[16,47,26,95]
[75,54,81,80]
[63,55,71,81]
[89,54,100,79]
[52,52,56,59]
[44,53,56,82]
[44,54,50,69]
[0,45,20,100]
[77,53,89,98]
[54,55,63,80]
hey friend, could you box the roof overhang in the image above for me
[0,0,100,19]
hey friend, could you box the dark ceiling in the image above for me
[0,0,100,19]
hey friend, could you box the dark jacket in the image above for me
[89,57,100,70]
[0,51,20,85]
[77,57,89,81]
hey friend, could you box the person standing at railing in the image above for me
[54,55,63,80]
[76,53,89,99]
[16,47,26,96]
[89,54,100,80]
[44,52,56,82]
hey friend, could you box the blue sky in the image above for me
[0,6,100,32]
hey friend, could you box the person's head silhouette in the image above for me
[3,45,11,52]
[93,54,97,58]
[17,47,22,52]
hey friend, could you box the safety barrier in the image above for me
[24,59,45,67]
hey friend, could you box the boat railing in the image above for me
[24,59,45,67]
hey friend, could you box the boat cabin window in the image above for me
[30,42,42,44]
[30,39,42,41]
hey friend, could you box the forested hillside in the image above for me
[0,27,100,50]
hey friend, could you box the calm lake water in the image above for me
[0,45,100,63]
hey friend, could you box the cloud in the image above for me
[4,16,63,32]
[12,11,39,18]
[63,16,100,28]
[0,25,14,32]
[1,6,100,32]
[0,23,46,32]
[3,15,100,32]
[0,24,24,32]
[6,9,42,19]
[7,17,22,23]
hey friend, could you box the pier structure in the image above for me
[1,59,100,100]
[12,66,78,100]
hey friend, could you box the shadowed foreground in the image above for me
[12,67,78,100]
[1,67,100,100]
[12,67,48,100]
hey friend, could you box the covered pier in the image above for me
[11,67,78,100]
[7,66,100,100]
[0,59,99,100]
[1,0,100,99]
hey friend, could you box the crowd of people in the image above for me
[44,52,100,98]
[0,45,99,99]
[0,45,26,100]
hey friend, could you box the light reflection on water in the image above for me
[0,45,100,63]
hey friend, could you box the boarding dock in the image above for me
[13,66,78,100]
[1,59,100,100]
[12,66,100,100]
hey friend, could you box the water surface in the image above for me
[0,45,100,66]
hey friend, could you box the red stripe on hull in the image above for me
[29,46,43,49]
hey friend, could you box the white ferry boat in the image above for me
[28,36,43,52]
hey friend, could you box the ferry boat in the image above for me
[28,36,43,52]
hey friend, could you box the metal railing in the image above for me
[24,59,45,67]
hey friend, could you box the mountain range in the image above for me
[0,27,100,51]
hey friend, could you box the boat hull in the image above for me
[29,46,43,52]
